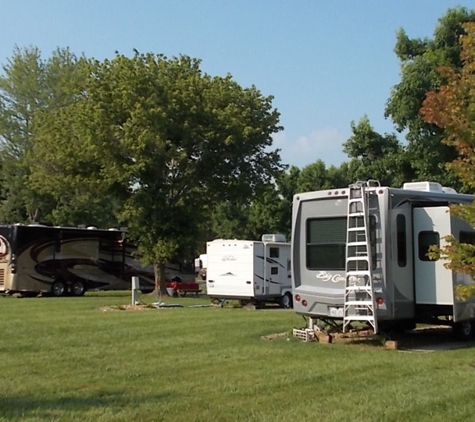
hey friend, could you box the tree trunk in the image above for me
[153,261,168,296]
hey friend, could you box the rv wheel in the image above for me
[280,293,293,309]
[453,321,474,341]
[71,281,86,297]
[51,281,66,297]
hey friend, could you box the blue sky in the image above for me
[1,0,474,169]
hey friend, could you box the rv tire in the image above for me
[280,293,293,309]
[51,281,66,297]
[71,281,86,297]
[453,321,474,341]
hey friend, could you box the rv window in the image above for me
[418,231,440,261]
[287,259,291,271]
[306,217,347,270]
[270,247,279,258]
[396,214,407,267]
[460,231,475,245]
[271,267,278,275]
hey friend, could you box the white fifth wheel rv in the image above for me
[206,234,293,307]
[291,181,475,339]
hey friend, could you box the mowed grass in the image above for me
[1,292,475,422]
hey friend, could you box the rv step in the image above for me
[343,315,375,321]
[344,300,374,306]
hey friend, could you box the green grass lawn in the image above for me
[1,292,475,421]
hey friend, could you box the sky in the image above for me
[1,0,475,169]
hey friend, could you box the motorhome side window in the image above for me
[396,214,407,267]
[306,217,347,270]
[271,267,278,275]
[270,247,279,258]
[418,231,440,261]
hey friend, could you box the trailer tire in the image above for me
[71,281,86,297]
[280,293,293,309]
[51,281,66,297]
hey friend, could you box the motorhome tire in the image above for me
[280,293,293,309]
[71,281,86,296]
[453,321,474,341]
[51,281,66,297]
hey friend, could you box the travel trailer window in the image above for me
[271,267,278,275]
[306,217,347,270]
[418,231,440,261]
[270,247,279,258]
[396,214,407,267]
[460,231,475,245]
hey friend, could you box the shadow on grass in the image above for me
[395,326,475,352]
[0,392,168,419]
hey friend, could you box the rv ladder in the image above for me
[343,183,378,333]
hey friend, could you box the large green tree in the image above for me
[385,7,475,188]
[31,52,284,293]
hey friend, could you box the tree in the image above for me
[385,7,475,188]
[30,52,284,293]
[342,116,411,187]
[421,22,475,299]
[0,46,90,224]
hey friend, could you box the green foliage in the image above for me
[342,116,411,187]
[421,22,475,300]
[28,51,284,290]
[385,7,475,188]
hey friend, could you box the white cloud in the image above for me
[272,128,348,169]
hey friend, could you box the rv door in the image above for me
[413,207,454,305]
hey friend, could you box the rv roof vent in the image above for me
[403,181,444,192]
[261,234,286,243]
[87,226,98,230]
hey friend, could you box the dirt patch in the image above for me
[99,304,154,312]
[261,332,291,340]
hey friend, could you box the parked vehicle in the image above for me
[0,224,195,296]
[291,181,475,339]
[206,234,292,308]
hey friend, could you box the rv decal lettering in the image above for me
[316,271,344,283]
[221,255,236,261]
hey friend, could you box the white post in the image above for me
[132,276,139,305]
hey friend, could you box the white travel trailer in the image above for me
[291,181,475,339]
[206,234,293,307]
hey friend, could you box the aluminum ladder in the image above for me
[343,182,378,333]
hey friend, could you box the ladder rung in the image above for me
[346,272,371,277]
[346,257,370,262]
[345,285,372,291]
[347,227,367,232]
[347,241,368,246]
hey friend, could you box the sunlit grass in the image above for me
[0,292,474,421]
